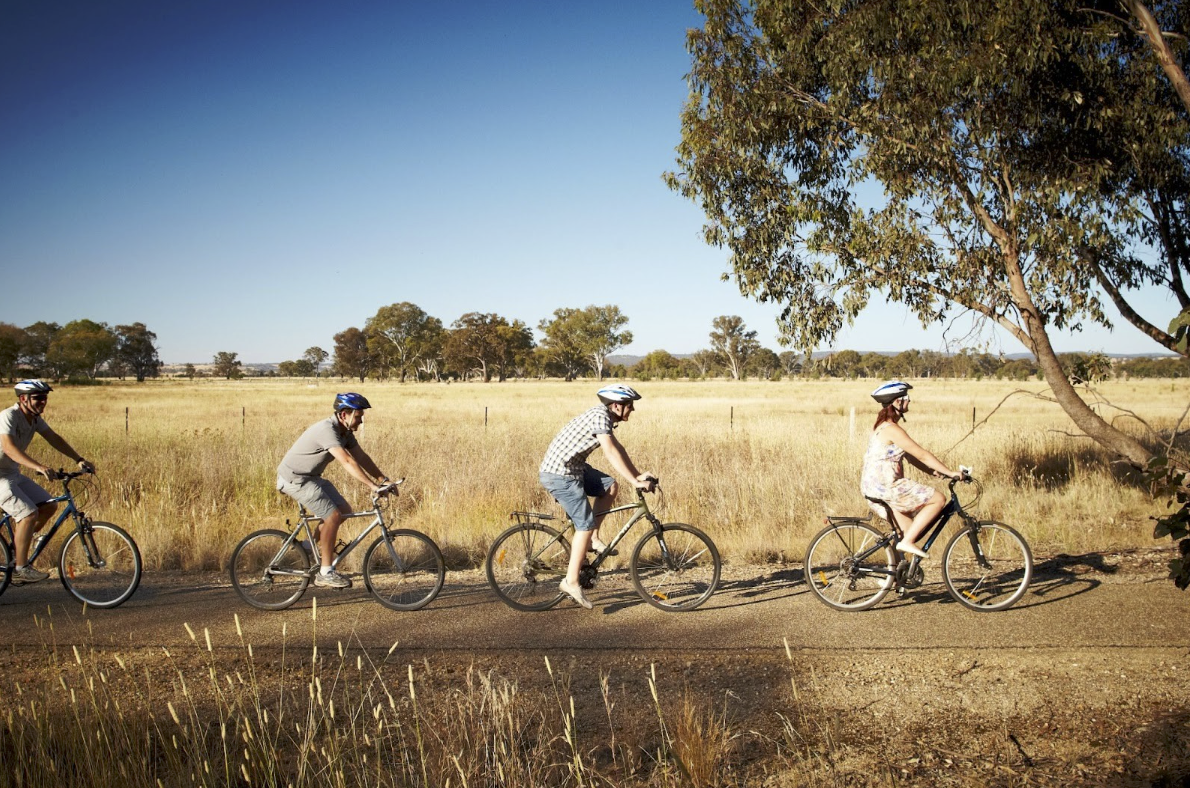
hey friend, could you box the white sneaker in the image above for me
[313,569,352,589]
[12,565,49,584]
[559,578,593,610]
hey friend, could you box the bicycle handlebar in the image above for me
[374,478,405,498]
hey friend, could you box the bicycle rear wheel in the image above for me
[629,524,721,611]
[485,523,569,611]
[0,536,11,597]
[229,529,311,610]
[363,530,446,611]
[804,520,896,611]
[58,521,142,609]
[942,520,1032,611]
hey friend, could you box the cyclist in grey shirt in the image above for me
[277,392,392,589]
[0,380,93,584]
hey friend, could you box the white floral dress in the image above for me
[860,425,934,520]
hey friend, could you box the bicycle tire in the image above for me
[804,520,896,611]
[942,520,1032,611]
[229,529,311,611]
[58,521,142,609]
[362,530,446,611]
[0,536,11,597]
[629,524,721,612]
[485,523,570,612]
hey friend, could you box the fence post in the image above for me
[485,406,488,428]
[242,406,246,429]
[125,406,129,434]
[972,407,976,430]
[730,406,734,430]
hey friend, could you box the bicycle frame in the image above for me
[0,476,96,568]
[268,495,404,579]
[511,488,661,570]
[830,479,971,585]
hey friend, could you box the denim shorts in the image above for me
[540,467,614,532]
[277,475,350,520]
[0,474,51,522]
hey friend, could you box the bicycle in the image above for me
[485,484,721,612]
[229,480,446,611]
[0,469,143,608]
[804,471,1032,612]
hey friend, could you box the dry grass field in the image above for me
[30,376,1188,571]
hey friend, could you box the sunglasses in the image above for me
[29,394,48,402]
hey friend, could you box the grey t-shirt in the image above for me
[0,404,51,477]
[277,417,359,483]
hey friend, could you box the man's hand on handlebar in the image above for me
[375,478,403,497]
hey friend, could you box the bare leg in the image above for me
[319,509,347,570]
[590,482,618,548]
[901,489,946,547]
[566,529,594,586]
[13,502,56,566]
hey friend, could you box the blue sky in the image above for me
[0,0,1176,363]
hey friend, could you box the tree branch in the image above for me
[1088,258,1185,356]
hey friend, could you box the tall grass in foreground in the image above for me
[33,377,1189,570]
[0,605,801,788]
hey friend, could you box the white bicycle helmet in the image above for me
[597,384,642,404]
[871,380,912,405]
[14,379,53,395]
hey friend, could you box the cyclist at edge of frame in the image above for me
[0,379,94,585]
[860,380,963,559]
[539,384,657,610]
[276,392,394,589]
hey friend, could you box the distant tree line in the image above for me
[0,320,162,382]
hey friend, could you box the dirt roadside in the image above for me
[0,548,1186,786]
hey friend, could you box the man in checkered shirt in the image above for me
[539,384,656,609]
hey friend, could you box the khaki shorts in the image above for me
[276,475,350,520]
[0,474,52,522]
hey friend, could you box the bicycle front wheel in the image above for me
[804,521,896,611]
[485,523,570,611]
[58,521,142,609]
[229,529,311,611]
[942,520,1032,611]
[363,530,446,611]
[630,524,721,612]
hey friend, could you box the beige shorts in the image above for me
[0,474,52,522]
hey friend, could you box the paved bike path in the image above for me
[0,562,1184,654]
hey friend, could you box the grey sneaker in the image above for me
[313,569,352,589]
[12,565,49,584]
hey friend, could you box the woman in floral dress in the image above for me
[860,381,962,558]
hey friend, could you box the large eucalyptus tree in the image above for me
[668,0,1190,467]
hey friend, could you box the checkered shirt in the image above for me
[539,406,615,477]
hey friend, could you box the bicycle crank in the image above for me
[579,564,599,590]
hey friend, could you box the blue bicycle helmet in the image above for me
[871,380,912,405]
[333,392,371,412]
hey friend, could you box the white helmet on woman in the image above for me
[871,380,912,405]
[597,384,642,404]
[14,379,53,395]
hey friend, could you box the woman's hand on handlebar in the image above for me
[634,473,659,493]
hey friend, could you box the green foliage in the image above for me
[1145,455,1190,590]
[332,327,373,382]
[211,351,242,380]
[365,302,444,382]
[47,319,118,379]
[709,315,759,380]
[538,305,632,381]
[114,323,162,382]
